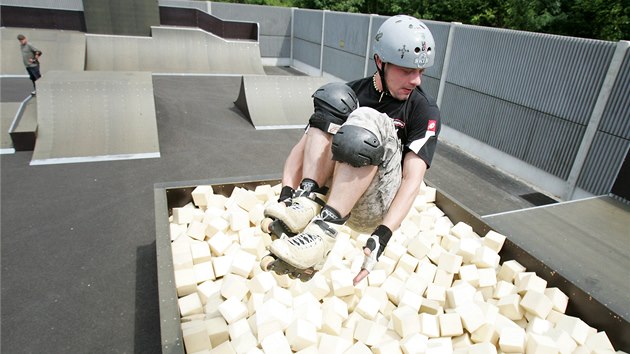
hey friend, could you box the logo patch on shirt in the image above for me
[393,119,406,129]
[428,120,437,132]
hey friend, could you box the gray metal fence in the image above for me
[4,0,628,200]
[226,5,627,201]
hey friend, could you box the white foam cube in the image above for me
[416,261,438,283]
[175,268,198,296]
[450,222,474,239]
[286,319,317,352]
[555,315,590,345]
[458,264,479,287]
[392,305,421,338]
[455,303,484,333]
[477,267,497,287]
[322,296,348,320]
[192,185,214,206]
[493,280,517,299]
[520,290,553,319]
[425,283,446,306]
[208,341,236,353]
[372,339,402,354]
[426,337,453,354]
[547,327,578,354]
[344,342,372,354]
[187,221,208,241]
[585,331,615,351]
[544,287,569,313]
[260,330,292,354]
[400,333,429,354]
[433,268,454,288]
[232,332,257,354]
[419,313,440,338]
[471,323,499,345]
[317,333,353,353]
[497,293,524,320]
[220,273,249,300]
[208,231,232,256]
[179,292,204,317]
[190,239,212,264]
[472,245,500,268]
[446,281,476,308]
[354,291,380,320]
[499,326,526,352]
[382,276,405,305]
[367,269,387,287]
[331,269,354,297]
[205,217,230,238]
[182,321,211,353]
[293,292,323,329]
[228,250,256,278]
[248,271,276,294]
[193,261,216,284]
[212,254,234,278]
[516,272,547,295]
[468,342,497,354]
[398,289,423,312]
[482,230,506,252]
[526,332,559,353]
[170,223,187,241]
[439,312,464,337]
[438,251,463,274]
[197,279,221,304]
[497,260,526,282]
[397,253,419,274]
[205,316,229,347]
[353,317,388,346]
[173,207,195,224]
[456,237,481,263]
[218,296,248,324]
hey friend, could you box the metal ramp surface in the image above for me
[85,26,265,75]
[1,27,86,76]
[484,195,630,341]
[30,71,160,165]
[234,75,333,129]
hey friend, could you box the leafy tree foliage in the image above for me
[208,0,629,41]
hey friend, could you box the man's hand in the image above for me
[353,225,392,285]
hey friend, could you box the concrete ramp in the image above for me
[85,26,265,75]
[1,102,20,153]
[1,28,86,76]
[234,75,333,129]
[30,71,160,165]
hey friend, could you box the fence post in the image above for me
[363,14,376,78]
[563,40,630,200]
[436,22,460,109]
[319,10,327,77]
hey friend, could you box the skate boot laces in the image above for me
[288,218,338,249]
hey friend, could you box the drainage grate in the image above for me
[519,192,558,206]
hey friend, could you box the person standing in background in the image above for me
[17,34,42,95]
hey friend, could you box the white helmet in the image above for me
[373,15,435,69]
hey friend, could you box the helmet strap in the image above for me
[374,54,390,102]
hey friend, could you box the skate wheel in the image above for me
[260,255,275,271]
[260,217,274,234]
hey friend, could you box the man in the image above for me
[17,34,42,95]
[265,15,441,285]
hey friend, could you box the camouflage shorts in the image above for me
[342,107,402,233]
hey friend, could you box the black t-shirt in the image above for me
[347,76,441,168]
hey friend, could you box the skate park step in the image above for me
[5,95,38,152]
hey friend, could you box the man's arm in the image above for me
[381,151,428,231]
[353,151,427,285]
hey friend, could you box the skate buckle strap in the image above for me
[288,233,319,247]
[313,218,338,238]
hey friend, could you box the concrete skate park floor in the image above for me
[1,70,545,353]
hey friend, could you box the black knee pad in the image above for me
[308,83,358,134]
[331,125,384,167]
